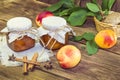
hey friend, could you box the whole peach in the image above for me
[35,11,53,27]
[95,29,117,48]
[56,45,81,69]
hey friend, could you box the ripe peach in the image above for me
[95,29,117,48]
[56,45,81,69]
[35,11,53,27]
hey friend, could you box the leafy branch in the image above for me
[46,0,115,26]
[72,32,98,55]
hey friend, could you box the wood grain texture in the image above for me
[0,66,68,80]
[0,0,120,80]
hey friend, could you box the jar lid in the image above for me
[7,17,32,31]
[42,16,67,31]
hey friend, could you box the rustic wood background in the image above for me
[0,0,120,80]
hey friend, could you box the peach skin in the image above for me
[95,29,117,48]
[56,45,81,69]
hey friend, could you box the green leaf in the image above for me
[108,0,115,10]
[71,32,98,55]
[59,9,70,16]
[96,14,102,21]
[68,9,88,26]
[102,0,109,11]
[59,7,82,16]
[62,0,75,8]
[87,12,95,16]
[68,7,82,14]
[86,3,100,12]
[46,1,63,12]
[86,40,98,55]
[73,36,83,41]
[104,10,109,16]
[83,32,95,41]
[92,0,97,4]
[46,0,75,12]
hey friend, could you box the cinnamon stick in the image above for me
[28,53,38,71]
[8,54,53,70]
[23,56,28,75]
[9,54,40,66]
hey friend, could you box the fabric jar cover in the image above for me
[7,17,36,43]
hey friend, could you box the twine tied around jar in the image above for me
[0,25,75,60]
[40,24,75,51]
[8,27,39,40]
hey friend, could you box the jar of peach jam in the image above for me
[7,17,36,52]
[38,16,73,50]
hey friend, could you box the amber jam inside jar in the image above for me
[40,33,69,50]
[38,16,72,50]
[7,17,36,52]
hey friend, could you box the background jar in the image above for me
[38,16,71,50]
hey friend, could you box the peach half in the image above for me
[56,45,81,69]
[95,29,117,48]
[35,11,53,27]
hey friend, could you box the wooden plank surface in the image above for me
[0,0,120,80]
[0,66,68,80]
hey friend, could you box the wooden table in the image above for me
[0,0,120,80]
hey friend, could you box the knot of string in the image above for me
[40,25,73,52]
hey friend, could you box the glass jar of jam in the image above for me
[38,16,73,50]
[7,17,36,52]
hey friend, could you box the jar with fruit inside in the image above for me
[7,17,36,52]
[38,16,73,50]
